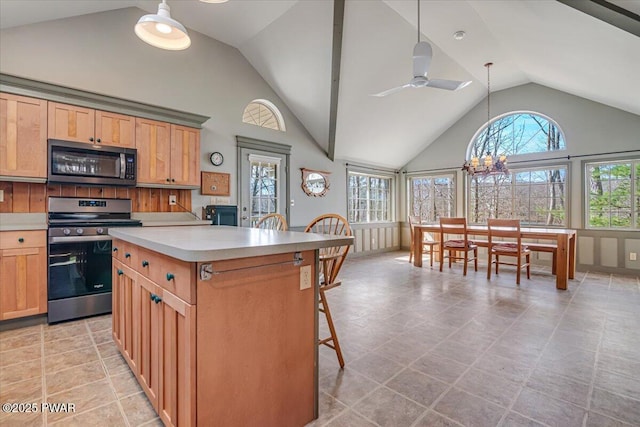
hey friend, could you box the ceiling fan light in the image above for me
[135,1,191,50]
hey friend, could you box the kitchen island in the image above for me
[108,225,353,427]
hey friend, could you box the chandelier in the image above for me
[462,62,508,176]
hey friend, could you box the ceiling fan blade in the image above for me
[413,41,432,77]
[371,84,411,97]
[426,79,472,91]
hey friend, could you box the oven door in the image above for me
[48,237,113,300]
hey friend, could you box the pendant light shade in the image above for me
[135,0,190,50]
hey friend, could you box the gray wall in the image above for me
[403,83,640,272]
[0,7,346,228]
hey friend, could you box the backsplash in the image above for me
[0,182,191,213]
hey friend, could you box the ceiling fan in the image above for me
[372,0,472,97]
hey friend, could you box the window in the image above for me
[408,174,455,222]
[586,159,640,229]
[242,99,286,131]
[348,172,393,223]
[469,111,565,159]
[467,111,568,226]
[468,166,567,226]
[249,154,281,226]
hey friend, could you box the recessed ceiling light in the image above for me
[453,30,466,40]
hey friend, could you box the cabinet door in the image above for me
[112,260,138,372]
[170,125,200,187]
[0,236,46,320]
[95,110,135,148]
[48,102,95,143]
[136,275,162,410]
[136,118,171,185]
[0,93,48,179]
[158,291,196,427]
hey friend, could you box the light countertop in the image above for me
[0,213,47,231]
[109,226,354,262]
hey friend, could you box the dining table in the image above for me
[413,224,577,290]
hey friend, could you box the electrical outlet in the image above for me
[300,265,311,290]
[169,195,177,206]
[631,252,637,261]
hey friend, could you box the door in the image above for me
[170,124,200,186]
[136,118,171,185]
[137,275,162,410]
[0,243,47,320]
[48,102,95,143]
[112,260,138,372]
[239,149,288,228]
[95,110,135,148]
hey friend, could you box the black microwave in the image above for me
[48,139,137,187]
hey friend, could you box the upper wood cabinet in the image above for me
[136,118,200,187]
[48,102,135,148]
[0,93,48,179]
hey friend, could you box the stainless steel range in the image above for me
[47,197,141,323]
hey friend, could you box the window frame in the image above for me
[347,170,395,224]
[242,99,286,132]
[583,156,640,230]
[466,161,570,227]
[406,171,457,223]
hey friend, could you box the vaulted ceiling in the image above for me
[2,0,639,169]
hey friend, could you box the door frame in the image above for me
[236,136,291,227]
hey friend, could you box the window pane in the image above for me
[587,161,635,229]
[409,174,454,222]
[348,172,392,223]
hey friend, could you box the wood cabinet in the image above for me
[0,93,48,179]
[112,239,196,426]
[0,230,47,320]
[136,118,200,187]
[48,102,135,148]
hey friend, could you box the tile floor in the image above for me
[1,251,639,427]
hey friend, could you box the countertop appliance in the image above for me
[48,139,137,186]
[203,205,238,226]
[47,197,141,323]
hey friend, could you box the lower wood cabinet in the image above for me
[0,230,47,320]
[112,247,196,427]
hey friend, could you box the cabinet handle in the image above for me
[150,294,162,304]
[113,247,118,252]
[142,260,149,267]
[117,269,123,276]
[166,273,175,281]
[89,137,94,142]
[125,253,131,259]
[18,237,24,243]
[166,178,171,182]
[150,293,156,301]
[154,296,162,304]
[171,179,175,182]
[96,138,101,143]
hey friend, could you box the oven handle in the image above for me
[120,154,125,179]
[49,235,112,244]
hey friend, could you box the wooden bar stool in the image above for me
[304,213,352,368]
[254,213,288,231]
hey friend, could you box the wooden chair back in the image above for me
[304,213,352,286]
[439,217,469,240]
[487,219,521,244]
[254,213,288,231]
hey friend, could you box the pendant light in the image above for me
[135,0,190,50]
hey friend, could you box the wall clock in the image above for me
[209,152,224,166]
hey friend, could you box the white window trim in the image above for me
[347,169,396,224]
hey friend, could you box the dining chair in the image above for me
[408,215,439,266]
[304,213,352,368]
[487,219,531,285]
[439,217,478,276]
[254,213,288,231]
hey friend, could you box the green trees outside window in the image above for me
[587,160,639,229]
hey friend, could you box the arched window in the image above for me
[467,112,568,226]
[242,99,286,131]
[468,111,565,159]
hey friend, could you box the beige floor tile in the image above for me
[386,368,448,407]
[96,341,119,359]
[319,368,377,406]
[0,408,44,427]
[119,392,158,426]
[0,324,42,341]
[434,388,505,427]
[0,358,42,386]
[590,387,640,426]
[324,410,377,427]
[353,387,425,427]
[44,345,100,373]
[0,376,42,403]
[0,332,42,352]
[91,329,112,346]
[43,323,88,342]
[46,379,117,424]
[110,369,143,399]
[0,344,41,367]
[102,353,130,376]
[43,335,93,356]
[414,411,463,427]
[456,368,521,407]
[45,360,106,395]
[86,316,112,333]
[49,402,126,427]
[512,387,586,427]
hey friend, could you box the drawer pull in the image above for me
[155,296,162,304]
[142,260,149,267]
[150,294,162,304]
[166,273,175,281]
[117,269,123,276]
[125,253,131,259]
[18,238,24,243]
[113,247,118,252]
